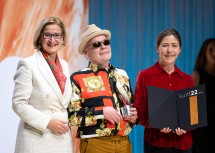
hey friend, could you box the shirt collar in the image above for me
[154,61,184,77]
[88,62,115,73]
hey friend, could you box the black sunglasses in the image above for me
[85,39,110,49]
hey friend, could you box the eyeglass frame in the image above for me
[84,39,110,49]
[42,32,63,39]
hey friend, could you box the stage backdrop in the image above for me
[0,0,88,153]
[1,0,215,153]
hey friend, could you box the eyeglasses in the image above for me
[85,39,110,49]
[43,33,63,39]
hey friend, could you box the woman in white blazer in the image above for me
[12,16,73,153]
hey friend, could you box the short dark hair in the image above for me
[156,28,182,48]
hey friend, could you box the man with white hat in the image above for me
[68,24,137,153]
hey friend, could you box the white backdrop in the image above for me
[0,57,21,153]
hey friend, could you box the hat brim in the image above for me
[78,30,111,54]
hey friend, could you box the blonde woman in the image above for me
[12,16,73,153]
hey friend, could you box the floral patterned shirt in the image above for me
[67,62,134,139]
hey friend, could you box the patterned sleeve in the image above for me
[67,74,102,127]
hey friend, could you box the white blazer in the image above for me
[12,51,73,153]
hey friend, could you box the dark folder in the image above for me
[147,84,207,130]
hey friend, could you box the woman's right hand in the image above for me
[47,118,70,135]
[160,127,172,133]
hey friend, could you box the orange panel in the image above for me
[190,96,198,125]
